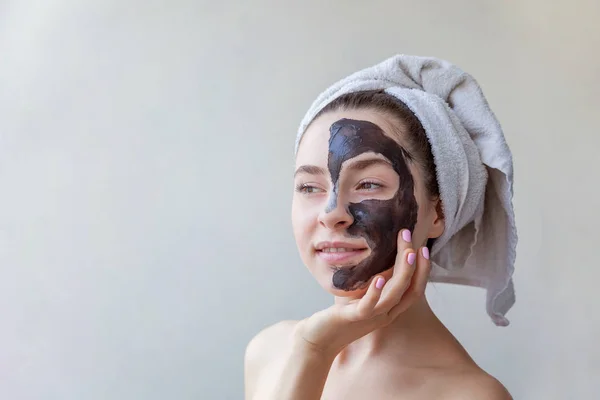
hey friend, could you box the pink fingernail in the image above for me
[422,247,430,260]
[376,277,385,289]
[402,230,412,243]
[407,252,416,265]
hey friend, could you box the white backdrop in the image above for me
[1,1,598,398]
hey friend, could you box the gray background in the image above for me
[1,0,598,398]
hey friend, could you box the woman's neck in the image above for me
[332,295,466,368]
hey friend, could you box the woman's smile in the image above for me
[316,247,369,265]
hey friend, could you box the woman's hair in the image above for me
[312,89,440,201]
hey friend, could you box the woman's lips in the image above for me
[316,248,369,264]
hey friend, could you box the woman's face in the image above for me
[292,108,443,299]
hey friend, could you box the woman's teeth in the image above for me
[321,248,359,253]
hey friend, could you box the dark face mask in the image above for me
[326,118,419,291]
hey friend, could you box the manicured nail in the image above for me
[422,247,430,260]
[402,230,412,243]
[375,277,385,289]
[407,252,416,265]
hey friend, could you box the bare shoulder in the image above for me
[245,320,298,364]
[440,368,512,400]
[244,320,298,399]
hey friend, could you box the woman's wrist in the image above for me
[291,334,338,365]
[291,320,340,362]
[270,335,336,400]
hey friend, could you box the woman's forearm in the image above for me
[270,339,336,400]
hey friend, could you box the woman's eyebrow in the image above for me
[344,158,393,172]
[294,165,326,178]
[294,158,392,178]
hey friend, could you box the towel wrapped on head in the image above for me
[295,55,517,326]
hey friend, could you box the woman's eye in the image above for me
[295,184,324,194]
[357,181,382,191]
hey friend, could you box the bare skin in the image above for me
[245,109,512,400]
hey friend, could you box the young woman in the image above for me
[245,55,516,399]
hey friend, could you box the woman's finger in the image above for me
[385,229,415,292]
[341,275,386,322]
[388,246,431,319]
[373,229,416,313]
[373,249,415,313]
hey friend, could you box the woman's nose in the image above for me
[318,198,354,230]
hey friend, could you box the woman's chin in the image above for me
[320,277,370,299]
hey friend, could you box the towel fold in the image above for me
[295,55,517,326]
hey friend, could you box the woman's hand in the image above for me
[293,229,431,359]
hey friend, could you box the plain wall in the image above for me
[1,0,599,398]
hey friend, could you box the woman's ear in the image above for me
[428,198,445,239]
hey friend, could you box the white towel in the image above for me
[295,55,517,326]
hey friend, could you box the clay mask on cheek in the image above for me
[327,118,419,291]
